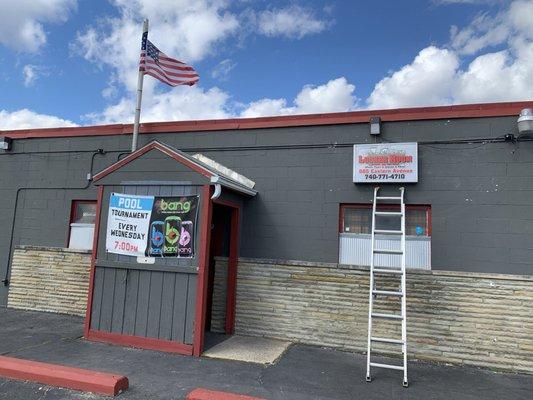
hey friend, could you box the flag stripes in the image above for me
[139,37,199,87]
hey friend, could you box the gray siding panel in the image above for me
[171,273,189,343]
[184,274,196,344]
[146,271,164,338]
[90,267,105,331]
[134,270,151,337]
[159,272,176,340]
[111,268,127,333]
[98,267,116,332]
[122,269,140,335]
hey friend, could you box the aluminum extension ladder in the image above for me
[365,186,408,387]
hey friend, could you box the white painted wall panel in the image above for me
[339,233,430,269]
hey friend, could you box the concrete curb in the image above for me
[0,355,129,396]
[187,388,265,400]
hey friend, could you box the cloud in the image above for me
[366,47,459,109]
[85,77,358,123]
[450,0,533,55]
[76,1,339,124]
[211,59,237,81]
[85,85,231,124]
[0,0,77,53]
[74,0,243,123]
[74,0,239,93]
[454,40,533,103]
[450,12,509,55]
[22,65,37,87]
[256,5,329,39]
[366,0,533,109]
[22,65,49,87]
[241,77,358,117]
[0,109,78,130]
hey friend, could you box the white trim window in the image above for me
[339,204,431,269]
[68,201,97,250]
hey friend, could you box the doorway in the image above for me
[204,201,239,351]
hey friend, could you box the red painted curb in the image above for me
[0,356,128,396]
[187,388,265,400]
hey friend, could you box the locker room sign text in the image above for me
[353,142,418,183]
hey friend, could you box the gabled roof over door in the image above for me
[92,140,257,196]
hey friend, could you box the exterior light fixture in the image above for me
[370,117,381,135]
[517,108,533,135]
[0,137,12,151]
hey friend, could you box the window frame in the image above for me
[339,203,432,236]
[67,200,97,247]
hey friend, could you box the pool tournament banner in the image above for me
[353,142,418,183]
[106,193,154,256]
[106,193,199,258]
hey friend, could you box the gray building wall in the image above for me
[1,115,532,304]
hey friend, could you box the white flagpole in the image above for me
[131,19,149,152]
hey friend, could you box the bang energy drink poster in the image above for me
[146,196,199,258]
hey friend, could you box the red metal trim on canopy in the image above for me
[91,141,214,182]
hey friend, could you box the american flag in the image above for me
[139,32,199,87]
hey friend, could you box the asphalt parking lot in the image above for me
[0,308,531,399]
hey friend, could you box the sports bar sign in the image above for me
[353,142,418,183]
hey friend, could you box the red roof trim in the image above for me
[2,101,532,139]
[92,141,214,182]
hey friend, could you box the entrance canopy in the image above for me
[84,140,255,356]
[92,140,257,197]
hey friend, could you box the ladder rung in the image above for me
[373,268,403,274]
[374,211,402,216]
[370,362,405,371]
[376,196,402,200]
[374,229,402,235]
[371,313,403,320]
[373,249,403,254]
[372,290,403,296]
[371,337,405,344]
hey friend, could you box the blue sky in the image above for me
[0,0,531,129]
